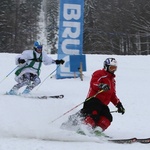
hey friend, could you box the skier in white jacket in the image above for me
[8,41,64,95]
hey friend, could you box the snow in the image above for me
[0,53,150,150]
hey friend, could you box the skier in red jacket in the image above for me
[61,58,125,136]
[80,57,125,134]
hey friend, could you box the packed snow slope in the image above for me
[0,53,150,150]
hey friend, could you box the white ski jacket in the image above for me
[15,50,55,81]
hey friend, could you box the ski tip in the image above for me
[5,92,17,95]
[60,95,64,98]
[109,138,137,144]
[109,137,150,144]
[5,92,9,95]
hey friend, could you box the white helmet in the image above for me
[104,58,117,73]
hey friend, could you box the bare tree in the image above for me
[45,0,59,54]
[83,0,150,55]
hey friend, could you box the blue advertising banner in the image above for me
[56,0,84,79]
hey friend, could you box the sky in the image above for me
[0,53,150,150]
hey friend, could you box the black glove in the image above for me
[98,83,110,91]
[55,59,65,65]
[18,58,26,64]
[116,102,125,114]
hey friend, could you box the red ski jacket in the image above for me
[86,69,120,106]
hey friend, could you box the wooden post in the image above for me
[79,62,83,81]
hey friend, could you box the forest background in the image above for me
[0,0,150,55]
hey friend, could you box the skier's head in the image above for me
[103,58,117,74]
[34,41,43,53]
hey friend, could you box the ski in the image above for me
[109,138,137,144]
[35,94,64,99]
[109,137,150,144]
[137,138,150,144]
[5,92,64,99]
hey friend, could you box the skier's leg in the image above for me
[8,74,30,95]
[22,74,41,94]
[96,116,111,131]
[61,111,84,131]
[81,97,104,125]
[80,98,113,135]
[96,106,112,131]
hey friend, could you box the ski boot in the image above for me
[22,86,31,94]
[7,87,18,95]
[77,123,93,136]
[93,126,103,136]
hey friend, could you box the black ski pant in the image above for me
[80,97,113,123]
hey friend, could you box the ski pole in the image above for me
[36,65,60,91]
[50,90,104,123]
[0,66,18,84]
[110,110,118,113]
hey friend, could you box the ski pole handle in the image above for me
[110,110,118,113]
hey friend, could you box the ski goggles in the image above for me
[36,46,43,53]
[37,45,43,50]
[109,65,117,72]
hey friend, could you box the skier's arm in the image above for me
[111,92,125,114]
[42,52,65,65]
[15,50,32,65]
[15,54,26,65]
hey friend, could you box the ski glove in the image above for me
[116,102,125,114]
[18,58,26,64]
[55,59,65,65]
[98,83,110,91]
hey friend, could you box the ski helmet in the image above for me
[103,58,117,73]
[34,41,43,53]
